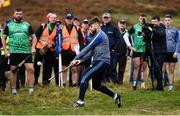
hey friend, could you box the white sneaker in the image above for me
[168,85,174,92]
[113,93,122,108]
[141,82,146,89]
[73,99,85,108]
[28,87,34,95]
[12,88,17,94]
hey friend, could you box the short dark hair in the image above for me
[152,16,160,21]
[140,13,147,17]
[164,14,172,19]
[14,8,22,12]
[89,17,101,26]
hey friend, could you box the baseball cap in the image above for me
[102,12,111,18]
[83,19,89,24]
[119,19,127,24]
[66,13,74,19]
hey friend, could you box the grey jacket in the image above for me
[75,30,110,64]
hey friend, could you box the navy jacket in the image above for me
[101,23,120,51]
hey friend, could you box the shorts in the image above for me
[62,50,76,66]
[10,53,33,65]
[132,52,144,58]
[164,52,177,63]
[178,53,180,60]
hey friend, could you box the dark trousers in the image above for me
[0,55,9,89]
[150,53,164,90]
[16,65,25,88]
[79,60,114,101]
[34,51,44,84]
[105,51,119,83]
[116,56,127,84]
[43,50,59,85]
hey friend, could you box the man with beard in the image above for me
[1,8,37,94]
[71,17,122,108]
[150,16,166,91]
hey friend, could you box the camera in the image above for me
[138,19,153,43]
[56,20,61,25]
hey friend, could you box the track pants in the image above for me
[78,60,114,101]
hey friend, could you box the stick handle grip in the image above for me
[49,64,72,81]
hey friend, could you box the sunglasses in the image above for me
[120,22,126,24]
[103,17,109,19]
[83,21,89,24]
[66,17,73,20]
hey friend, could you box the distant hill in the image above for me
[0,0,180,29]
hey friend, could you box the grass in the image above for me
[1,59,180,115]
[1,81,180,115]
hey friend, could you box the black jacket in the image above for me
[114,30,128,57]
[152,23,167,54]
[101,23,120,51]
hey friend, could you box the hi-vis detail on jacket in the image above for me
[36,26,56,51]
[0,0,11,8]
[62,26,79,52]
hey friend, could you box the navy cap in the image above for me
[119,19,127,23]
[66,13,74,19]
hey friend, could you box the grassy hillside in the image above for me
[1,0,180,29]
